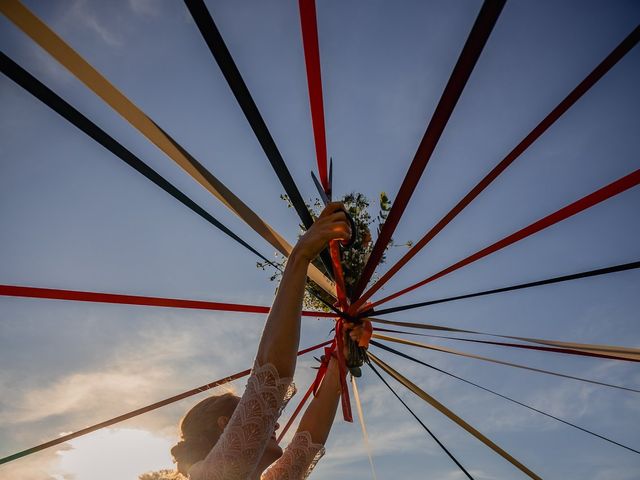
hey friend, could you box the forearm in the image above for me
[296,356,341,445]
[255,250,310,377]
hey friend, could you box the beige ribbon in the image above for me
[351,375,378,480]
[1,0,336,297]
[372,333,640,392]
[368,352,542,480]
[369,317,640,361]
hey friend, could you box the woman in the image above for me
[171,203,363,479]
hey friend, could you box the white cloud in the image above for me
[66,0,124,47]
[25,48,74,86]
[0,312,263,477]
[0,449,59,480]
[593,466,640,480]
[323,420,427,465]
[442,469,498,480]
[128,0,161,18]
[54,428,174,480]
[0,313,254,429]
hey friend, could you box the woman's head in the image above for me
[171,393,240,475]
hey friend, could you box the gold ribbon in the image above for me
[372,333,640,392]
[1,0,336,298]
[369,317,640,361]
[351,375,378,480]
[368,353,541,480]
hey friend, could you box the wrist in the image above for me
[288,247,312,266]
[326,355,343,376]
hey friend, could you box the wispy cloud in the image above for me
[128,0,161,18]
[0,312,255,428]
[67,0,124,47]
[1,368,168,424]
[0,449,60,480]
[593,466,640,480]
[322,420,427,466]
[442,469,498,480]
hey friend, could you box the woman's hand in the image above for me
[343,320,365,345]
[292,202,351,263]
[255,204,350,377]
[342,319,371,360]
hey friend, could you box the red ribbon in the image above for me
[299,0,329,191]
[352,24,640,311]
[299,0,354,422]
[349,0,506,304]
[327,239,353,422]
[0,339,332,465]
[329,241,348,308]
[370,168,640,308]
[0,285,335,317]
[312,344,335,396]
[334,318,352,422]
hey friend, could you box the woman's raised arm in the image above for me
[255,203,350,377]
[261,323,369,480]
[296,319,367,444]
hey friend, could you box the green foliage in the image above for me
[138,470,183,480]
[257,191,410,311]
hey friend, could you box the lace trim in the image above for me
[297,431,326,480]
[261,431,326,480]
[189,361,295,480]
[280,380,297,415]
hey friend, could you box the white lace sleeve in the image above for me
[261,431,326,480]
[189,361,295,480]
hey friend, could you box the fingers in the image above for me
[343,320,365,341]
[326,211,348,223]
[317,213,351,242]
[330,212,351,236]
[318,202,346,219]
[293,202,352,260]
[331,223,352,242]
[343,320,362,330]
[316,203,353,241]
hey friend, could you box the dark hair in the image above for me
[171,393,240,475]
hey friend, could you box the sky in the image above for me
[1,0,639,479]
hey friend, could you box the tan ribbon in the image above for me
[1,0,335,297]
[368,353,541,480]
[372,333,640,392]
[369,317,640,361]
[351,375,378,480]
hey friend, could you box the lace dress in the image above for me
[188,361,326,480]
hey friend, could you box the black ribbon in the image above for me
[0,51,280,267]
[372,327,639,363]
[371,341,640,455]
[350,0,506,301]
[364,261,640,316]
[0,51,346,320]
[183,0,335,281]
[367,362,475,479]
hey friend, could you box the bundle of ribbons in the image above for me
[2,0,639,478]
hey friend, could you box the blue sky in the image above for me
[1,0,639,478]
